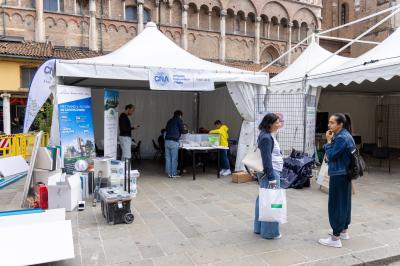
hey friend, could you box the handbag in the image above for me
[242,146,263,172]
[258,187,287,224]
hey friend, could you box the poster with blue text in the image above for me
[104,89,119,159]
[57,85,96,174]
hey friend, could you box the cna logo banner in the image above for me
[149,68,214,91]
[153,71,170,86]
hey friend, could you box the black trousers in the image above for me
[328,175,352,236]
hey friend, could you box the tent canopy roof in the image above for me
[308,27,400,92]
[56,22,268,90]
[269,39,350,92]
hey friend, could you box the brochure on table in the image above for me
[57,85,96,174]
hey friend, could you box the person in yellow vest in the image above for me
[209,120,231,176]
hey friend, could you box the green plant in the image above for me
[32,100,53,134]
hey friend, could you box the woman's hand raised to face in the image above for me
[326,130,334,143]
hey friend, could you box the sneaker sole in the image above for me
[318,240,342,248]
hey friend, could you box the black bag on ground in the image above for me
[280,150,314,189]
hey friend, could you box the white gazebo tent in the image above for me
[53,22,269,170]
[263,39,350,155]
[306,27,400,151]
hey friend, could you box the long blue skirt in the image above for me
[254,170,281,239]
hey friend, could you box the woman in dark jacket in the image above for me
[319,113,355,248]
[254,113,282,239]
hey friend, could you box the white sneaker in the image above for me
[222,169,232,176]
[318,237,342,248]
[274,234,282,240]
[219,169,225,175]
[328,231,350,240]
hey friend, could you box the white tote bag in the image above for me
[316,158,330,189]
[259,188,287,224]
[242,146,263,172]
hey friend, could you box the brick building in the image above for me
[0,0,322,65]
[321,0,400,57]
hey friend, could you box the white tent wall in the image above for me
[91,89,195,158]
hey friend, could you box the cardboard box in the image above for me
[232,171,253,183]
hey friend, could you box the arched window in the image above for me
[340,4,348,25]
[126,6,138,21]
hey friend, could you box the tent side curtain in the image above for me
[227,82,267,171]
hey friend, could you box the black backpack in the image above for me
[348,148,366,180]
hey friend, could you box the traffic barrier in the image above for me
[0,133,49,159]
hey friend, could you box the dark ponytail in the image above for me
[344,114,352,133]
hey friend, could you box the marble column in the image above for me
[277,23,280,40]
[287,22,292,65]
[208,11,212,31]
[255,16,261,64]
[155,0,160,24]
[219,10,226,62]
[35,0,45,43]
[244,17,247,35]
[89,0,98,51]
[182,4,188,50]
[137,0,144,33]
[122,0,126,20]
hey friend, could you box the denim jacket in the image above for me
[324,129,355,176]
[258,130,275,181]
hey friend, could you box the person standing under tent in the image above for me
[165,110,185,178]
[119,104,140,161]
[318,113,354,248]
[209,120,231,176]
[254,113,283,239]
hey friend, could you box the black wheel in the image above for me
[124,213,134,224]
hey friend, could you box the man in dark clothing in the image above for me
[165,110,184,178]
[119,104,139,160]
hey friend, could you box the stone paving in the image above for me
[1,159,400,266]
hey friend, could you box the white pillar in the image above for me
[255,16,261,64]
[208,11,212,31]
[219,10,226,62]
[182,4,188,50]
[1,94,11,135]
[122,0,126,20]
[306,28,310,44]
[35,0,45,43]
[169,6,172,25]
[277,23,280,40]
[57,0,61,12]
[155,0,160,24]
[197,11,200,29]
[287,22,292,65]
[244,17,247,35]
[108,0,111,18]
[137,0,144,33]
[74,0,77,15]
[89,0,98,51]
[267,22,270,38]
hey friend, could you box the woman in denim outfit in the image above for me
[319,113,355,248]
[254,113,283,239]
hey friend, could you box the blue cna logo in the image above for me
[154,72,169,86]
